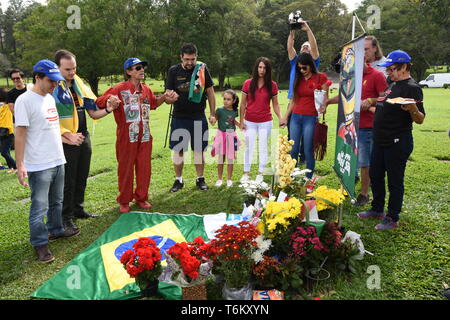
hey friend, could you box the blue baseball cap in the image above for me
[123,58,148,71]
[379,50,412,67]
[33,59,65,81]
[32,59,65,81]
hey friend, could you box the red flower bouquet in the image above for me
[120,237,162,292]
[159,237,214,287]
[209,221,260,289]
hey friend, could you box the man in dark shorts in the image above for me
[166,43,216,192]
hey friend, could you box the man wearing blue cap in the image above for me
[96,58,177,213]
[357,50,426,230]
[14,59,79,263]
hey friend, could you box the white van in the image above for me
[419,73,450,88]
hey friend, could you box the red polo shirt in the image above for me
[242,79,278,123]
[359,66,388,129]
[292,73,328,116]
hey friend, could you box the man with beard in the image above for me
[166,43,216,192]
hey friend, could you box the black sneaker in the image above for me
[63,219,79,231]
[354,193,370,206]
[74,211,99,219]
[170,179,184,193]
[196,177,208,191]
[49,228,80,241]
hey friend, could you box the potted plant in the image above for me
[119,237,162,297]
[209,221,260,300]
[159,237,214,300]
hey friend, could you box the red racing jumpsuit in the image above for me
[96,81,156,205]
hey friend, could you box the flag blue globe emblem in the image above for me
[114,236,177,261]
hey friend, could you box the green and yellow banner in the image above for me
[333,35,365,199]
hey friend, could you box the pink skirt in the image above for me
[211,130,241,159]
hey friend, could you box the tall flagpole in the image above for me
[352,13,356,40]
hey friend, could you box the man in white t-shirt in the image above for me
[14,59,79,263]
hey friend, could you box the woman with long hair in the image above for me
[240,57,284,182]
[282,52,329,179]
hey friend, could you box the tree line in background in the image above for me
[0,0,448,95]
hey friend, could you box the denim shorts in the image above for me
[169,117,209,152]
[358,128,373,168]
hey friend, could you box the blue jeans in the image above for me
[289,113,317,178]
[28,165,65,247]
[358,129,373,168]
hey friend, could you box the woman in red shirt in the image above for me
[240,57,284,182]
[282,53,329,179]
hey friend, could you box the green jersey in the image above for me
[216,106,238,131]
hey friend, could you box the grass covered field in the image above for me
[0,87,448,300]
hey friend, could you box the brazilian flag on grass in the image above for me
[31,212,229,300]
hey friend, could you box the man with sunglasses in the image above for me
[357,50,425,230]
[7,69,27,114]
[96,58,177,213]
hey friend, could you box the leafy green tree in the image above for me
[256,0,350,84]
[15,0,154,94]
[355,0,449,80]
[0,0,39,65]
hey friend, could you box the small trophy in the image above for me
[288,10,305,30]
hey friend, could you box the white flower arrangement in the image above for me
[239,180,270,198]
[291,168,311,179]
[251,235,272,263]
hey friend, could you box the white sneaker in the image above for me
[226,180,233,188]
[215,180,223,187]
[255,174,264,183]
[240,174,249,182]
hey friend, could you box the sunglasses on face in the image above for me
[11,77,22,81]
[132,65,146,71]
[298,66,309,71]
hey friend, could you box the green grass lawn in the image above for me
[0,88,448,300]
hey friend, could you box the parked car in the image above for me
[419,73,450,88]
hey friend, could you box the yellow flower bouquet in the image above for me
[307,186,345,211]
[257,197,304,238]
[307,186,345,223]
